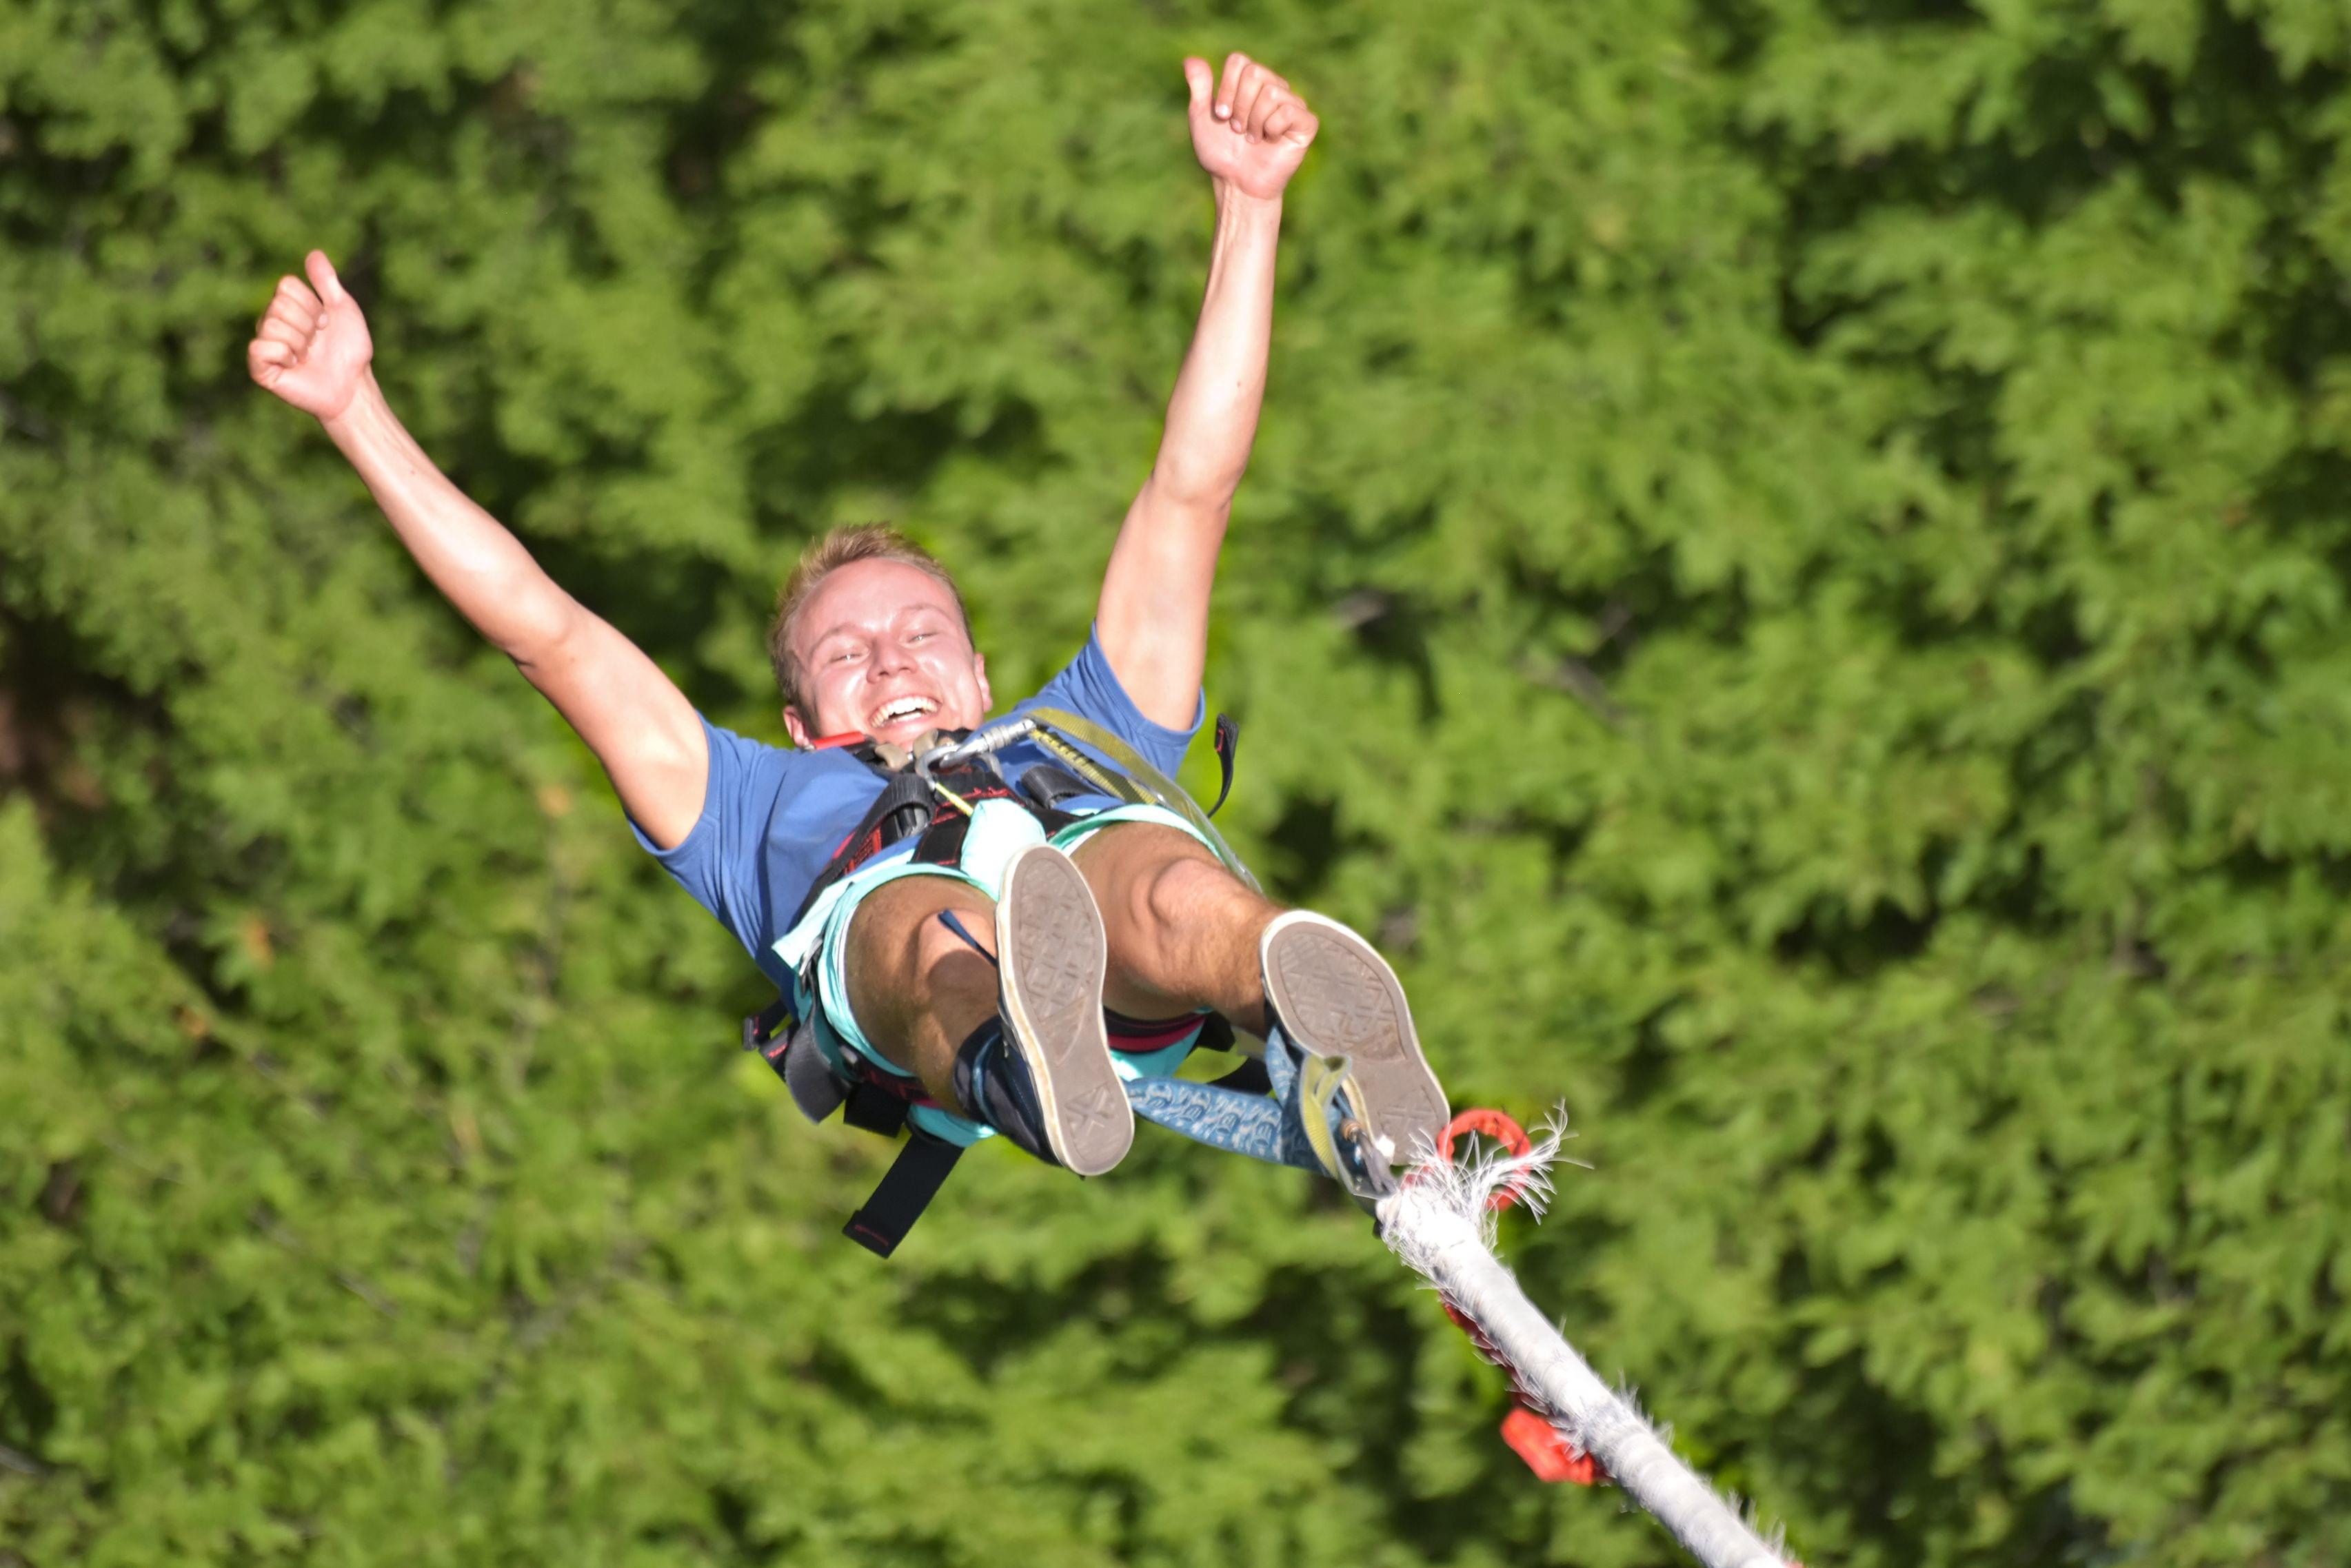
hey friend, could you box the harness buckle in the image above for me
[841,1079,914,1137]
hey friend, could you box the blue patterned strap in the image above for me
[1125,1076,1304,1167]
[1122,1028,1352,1177]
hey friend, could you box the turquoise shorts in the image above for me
[771,799,1213,1146]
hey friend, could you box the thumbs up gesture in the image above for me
[248,250,374,424]
[1185,53,1319,203]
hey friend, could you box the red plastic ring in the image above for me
[1435,1108,1535,1211]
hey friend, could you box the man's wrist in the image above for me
[1211,179,1285,221]
[319,369,388,447]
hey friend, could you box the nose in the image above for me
[871,638,914,678]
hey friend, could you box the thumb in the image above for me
[1182,56,1212,112]
[305,250,347,304]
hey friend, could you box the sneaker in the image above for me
[984,843,1133,1176]
[1259,910,1449,1161]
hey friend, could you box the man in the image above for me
[248,52,1445,1188]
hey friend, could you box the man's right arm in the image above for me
[250,252,707,848]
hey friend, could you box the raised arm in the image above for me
[248,252,709,848]
[1096,54,1319,729]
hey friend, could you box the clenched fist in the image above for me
[248,251,373,423]
[1185,53,1319,203]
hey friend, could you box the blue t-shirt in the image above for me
[636,626,1200,987]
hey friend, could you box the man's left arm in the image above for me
[1096,52,1319,729]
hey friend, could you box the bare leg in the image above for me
[835,827,1440,1166]
[840,828,1274,1103]
[1067,823,1280,1033]
[841,875,1000,1106]
[1073,821,1449,1152]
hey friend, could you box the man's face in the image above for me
[783,558,992,749]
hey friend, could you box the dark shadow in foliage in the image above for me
[0,606,176,874]
[1259,792,1355,907]
[1611,1002,1682,1115]
[0,1337,59,1475]
[1341,587,1437,720]
[2212,839,2351,909]
[1769,893,1937,981]
[626,1480,773,1566]
[1776,1343,2088,1562]
[0,609,140,822]
[527,538,763,719]
[1300,495,1444,720]
[658,0,982,309]
[0,604,298,1023]
[2254,447,2351,611]
[750,388,1055,529]
[656,1,805,224]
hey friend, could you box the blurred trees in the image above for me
[5,0,2350,1563]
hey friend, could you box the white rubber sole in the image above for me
[1259,910,1449,1159]
[993,844,1132,1176]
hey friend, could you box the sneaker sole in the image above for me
[995,844,1133,1177]
[1260,912,1449,1161]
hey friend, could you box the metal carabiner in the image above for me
[912,715,1038,816]
[1295,1049,1402,1210]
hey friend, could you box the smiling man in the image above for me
[250,53,1445,1203]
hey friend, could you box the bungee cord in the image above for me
[1386,1114,1795,1568]
[905,713,1803,1564]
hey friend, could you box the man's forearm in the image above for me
[321,372,577,662]
[1150,186,1282,507]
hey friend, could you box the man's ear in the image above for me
[973,652,992,714]
[783,704,814,749]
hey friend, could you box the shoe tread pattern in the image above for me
[1264,921,1448,1156]
[998,848,1131,1175]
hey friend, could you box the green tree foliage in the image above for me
[6,0,2350,1562]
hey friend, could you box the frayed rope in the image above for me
[1376,1108,1794,1568]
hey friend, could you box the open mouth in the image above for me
[869,694,940,730]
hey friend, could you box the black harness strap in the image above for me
[1208,1055,1272,1096]
[745,996,796,1055]
[785,731,1051,922]
[1017,758,1098,814]
[838,1078,916,1137]
[842,1136,965,1259]
[1208,713,1239,817]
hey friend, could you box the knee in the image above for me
[847,884,993,997]
[907,901,996,983]
[1131,852,1255,945]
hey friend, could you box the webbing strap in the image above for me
[744,997,795,1050]
[1207,1056,1271,1095]
[1125,1077,1296,1165]
[1122,1028,1326,1174]
[842,1137,965,1259]
[1022,708,1261,893]
[1208,713,1239,818]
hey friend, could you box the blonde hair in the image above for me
[768,525,971,719]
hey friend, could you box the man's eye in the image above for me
[909,631,933,644]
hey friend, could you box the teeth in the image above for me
[877,697,936,724]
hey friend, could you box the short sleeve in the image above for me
[1018,623,1204,780]
[630,714,788,954]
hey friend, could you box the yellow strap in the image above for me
[1024,707,1260,893]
